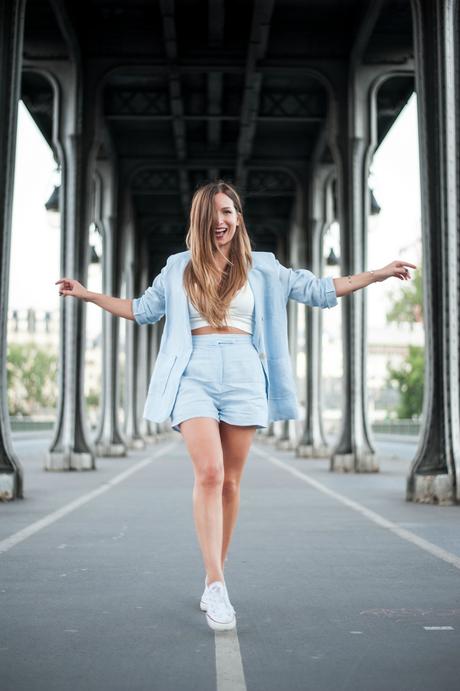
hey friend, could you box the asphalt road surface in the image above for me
[1,432,459,691]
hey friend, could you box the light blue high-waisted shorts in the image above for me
[170,333,268,433]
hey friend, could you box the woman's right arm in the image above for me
[55,278,135,321]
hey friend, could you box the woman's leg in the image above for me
[219,421,257,569]
[179,416,225,584]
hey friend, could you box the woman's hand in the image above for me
[374,260,417,283]
[55,277,89,300]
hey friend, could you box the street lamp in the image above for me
[326,247,339,266]
[370,188,381,215]
[44,185,59,212]
[90,245,100,264]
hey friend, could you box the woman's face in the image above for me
[212,192,239,250]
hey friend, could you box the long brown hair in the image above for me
[183,180,253,328]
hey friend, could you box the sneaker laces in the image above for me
[207,582,231,609]
[205,576,235,611]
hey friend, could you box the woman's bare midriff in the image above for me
[191,326,249,335]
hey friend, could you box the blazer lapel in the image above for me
[247,264,264,351]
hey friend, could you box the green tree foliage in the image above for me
[386,266,423,327]
[7,342,58,415]
[385,344,425,419]
[384,264,424,419]
[85,390,100,407]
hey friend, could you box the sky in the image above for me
[367,92,422,326]
[9,93,421,331]
[10,102,61,312]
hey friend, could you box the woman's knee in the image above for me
[195,463,225,488]
[222,477,240,497]
[180,417,224,485]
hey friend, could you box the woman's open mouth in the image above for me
[215,228,227,239]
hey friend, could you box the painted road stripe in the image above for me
[215,626,247,691]
[2,438,248,691]
[423,626,454,630]
[252,445,460,571]
[0,442,178,555]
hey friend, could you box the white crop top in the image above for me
[188,281,255,334]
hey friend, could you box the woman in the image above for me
[56,180,416,632]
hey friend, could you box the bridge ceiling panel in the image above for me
[266,0,365,59]
[362,0,413,63]
[23,0,69,59]
[20,0,415,266]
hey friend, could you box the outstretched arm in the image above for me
[55,278,135,320]
[333,259,417,298]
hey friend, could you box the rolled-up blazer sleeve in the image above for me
[132,264,167,325]
[274,256,338,308]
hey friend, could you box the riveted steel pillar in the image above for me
[278,180,305,449]
[261,233,286,443]
[45,63,99,470]
[119,185,144,449]
[272,225,291,444]
[145,321,161,440]
[277,296,298,450]
[297,166,336,458]
[406,0,460,504]
[94,158,127,457]
[328,69,378,473]
[124,211,145,449]
[136,238,150,439]
[125,258,145,449]
[0,0,26,499]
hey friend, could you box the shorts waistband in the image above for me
[191,333,254,346]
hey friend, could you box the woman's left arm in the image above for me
[333,259,417,298]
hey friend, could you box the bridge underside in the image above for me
[0,0,459,506]
[21,0,415,261]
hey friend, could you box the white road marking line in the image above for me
[423,626,454,630]
[252,445,460,571]
[0,442,178,555]
[215,626,247,691]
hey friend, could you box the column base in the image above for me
[406,473,456,505]
[44,451,95,471]
[0,472,15,500]
[94,441,127,457]
[276,438,296,451]
[330,451,379,473]
[127,438,145,450]
[143,433,160,443]
[296,444,330,458]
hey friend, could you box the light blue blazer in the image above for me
[132,250,338,425]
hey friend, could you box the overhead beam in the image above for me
[106,114,323,123]
[350,0,386,67]
[235,0,276,190]
[124,157,308,168]
[82,56,408,78]
[206,0,225,182]
[309,124,329,169]
[159,0,190,212]
[48,0,81,64]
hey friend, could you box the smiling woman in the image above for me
[55,177,416,633]
[182,181,254,335]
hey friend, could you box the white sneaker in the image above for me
[200,576,235,614]
[205,581,236,631]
